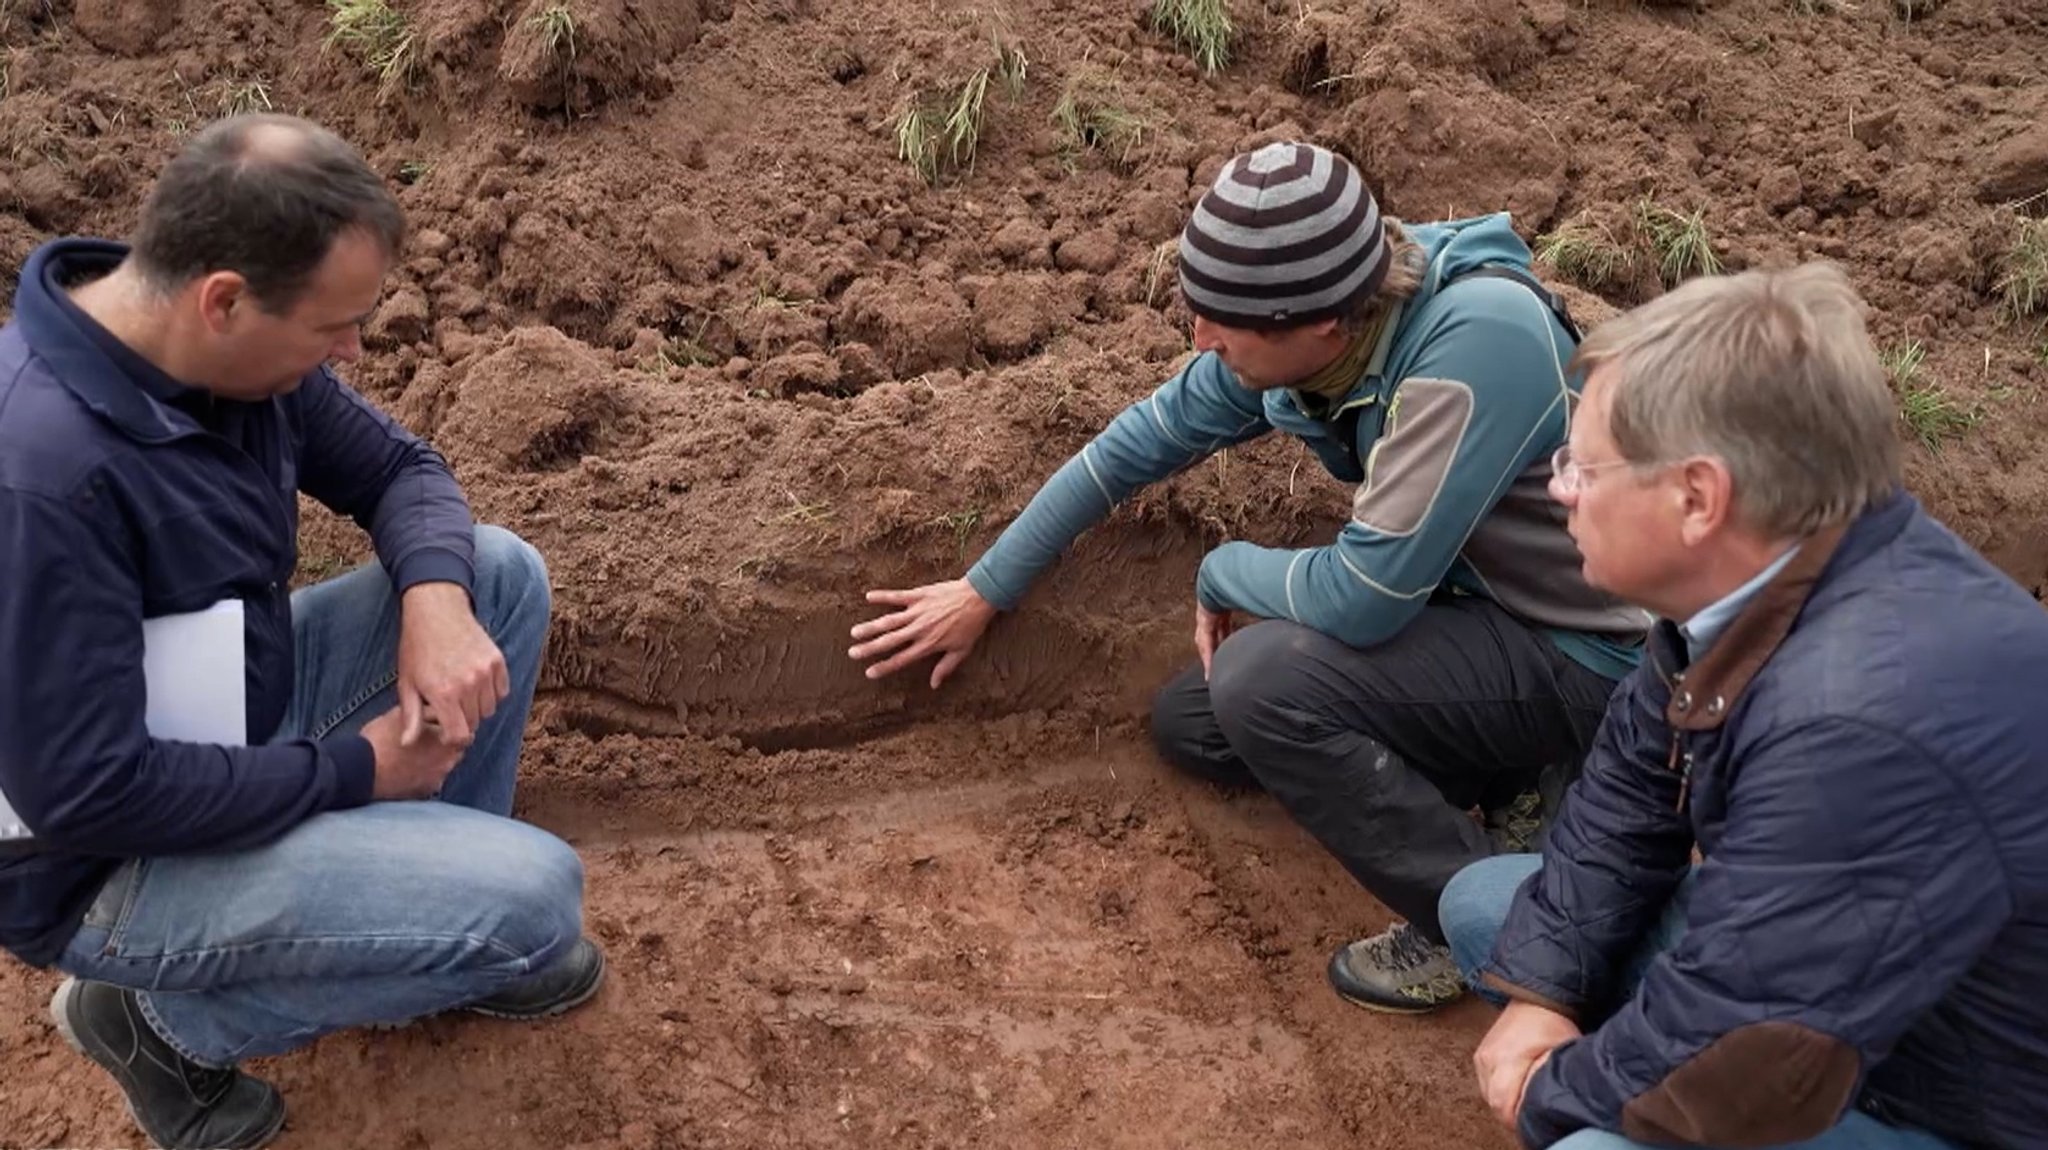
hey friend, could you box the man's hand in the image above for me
[849,579,998,689]
[1195,602,1234,679]
[362,704,467,800]
[397,582,508,747]
[1475,1000,1582,1130]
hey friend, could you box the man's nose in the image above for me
[330,327,363,365]
[1549,469,1578,508]
[1191,315,1225,354]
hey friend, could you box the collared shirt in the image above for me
[1679,544,1801,660]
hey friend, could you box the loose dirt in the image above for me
[3,0,2046,1144]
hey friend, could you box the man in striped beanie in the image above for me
[851,141,1650,1013]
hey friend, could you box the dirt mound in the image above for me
[5,0,2048,1144]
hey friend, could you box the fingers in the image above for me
[930,648,967,690]
[849,608,915,646]
[399,684,426,747]
[430,682,476,746]
[863,588,920,608]
[492,651,511,701]
[864,636,936,681]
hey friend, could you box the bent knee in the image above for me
[1206,621,1321,736]
[1438,856,1539,956]
[462,822,586,959]
[474,525,552,601]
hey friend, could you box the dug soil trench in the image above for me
[4,0,2048,1144]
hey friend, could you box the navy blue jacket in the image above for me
[1481,490,2048,1150]
[0,238,477,966]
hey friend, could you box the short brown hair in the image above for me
[1572,262,1901,537]
[131,113,404,313]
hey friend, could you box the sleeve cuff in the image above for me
[391,547,475,596]
[964,564,1019,612]
[324,733,378,809]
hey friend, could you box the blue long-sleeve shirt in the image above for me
[0,238,477,966]
[967,213,1648,680]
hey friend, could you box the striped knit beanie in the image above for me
[1178,141,1390,330]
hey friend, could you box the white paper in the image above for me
[140,600,248,746]
[1,600,246,844]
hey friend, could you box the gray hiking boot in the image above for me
[1485,788,1546,854]
[464,935,608,1020]
[1326,922,1467,1014]
[51,978,287,1150]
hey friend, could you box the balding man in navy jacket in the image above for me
[0,114,603,1149]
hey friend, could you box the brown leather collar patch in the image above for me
[1666,523,1849,732]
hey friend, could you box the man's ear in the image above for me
[1676,456,1735,547]
[194,271,249,335]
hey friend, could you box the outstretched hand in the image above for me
[849,578,998,689]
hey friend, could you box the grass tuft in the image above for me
[1635,199,1721,287]
[892,33,1025,186]
[1883,341,1978,452]
[1148,0,1234,75]
[529,4,576,59]
[1535,212,1638,292]
[1051,74,1150,172]
[1994,213,2047,322]
[325,0,420,98]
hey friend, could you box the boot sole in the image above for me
[1324,951,1465,1016]
[1328,980,1458,1015]
[50,979,288,1150]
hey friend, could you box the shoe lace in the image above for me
[1385,924,1445,974]
[184,1062,239,1106]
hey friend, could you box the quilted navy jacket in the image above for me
[1480,489,2048,1150]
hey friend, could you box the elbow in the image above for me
[1620,1023,1861,1147]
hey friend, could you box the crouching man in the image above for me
[1440,262,2048,1149]
[0,114,602,1150]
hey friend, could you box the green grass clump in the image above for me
[1535,212,1638,292]
[1051,76,1150,172]
[1635,199,1721,287]
[1994,214,2047,322]
[1883,341,1979,452]
[528,5,576,61]
[325,0,419,98]
[1148,0,1233,75]
[892,36,1027,186]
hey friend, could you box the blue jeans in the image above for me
[1439,856,1957,1150]
[55,525,584,1068]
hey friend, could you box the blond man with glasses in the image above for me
[1441,262,2048,1150]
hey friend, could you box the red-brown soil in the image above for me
[4,0,2047,1144]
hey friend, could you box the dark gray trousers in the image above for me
[1151,598,1620,943]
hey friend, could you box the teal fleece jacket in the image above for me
[965,213,1649,680]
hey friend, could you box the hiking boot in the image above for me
[1484,788,1546,854]
[1326,922,1467,1014]
[464,935,607,1020]
[50,978,286,1150]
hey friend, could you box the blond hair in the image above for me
[1572,262,1901,538]
[1340,220,1424,333]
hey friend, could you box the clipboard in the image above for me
[1,601,246,850]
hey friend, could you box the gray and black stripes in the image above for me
[1178,142,1389,330]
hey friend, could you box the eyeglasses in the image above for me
[1550,444,1635,496]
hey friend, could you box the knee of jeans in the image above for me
[1551,1131,1640,1150]
[473,525,553,641]
[475,525,552,606]
[474,827,586,963]
[1438,858,1522,975]
[1205,622,1305,744]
